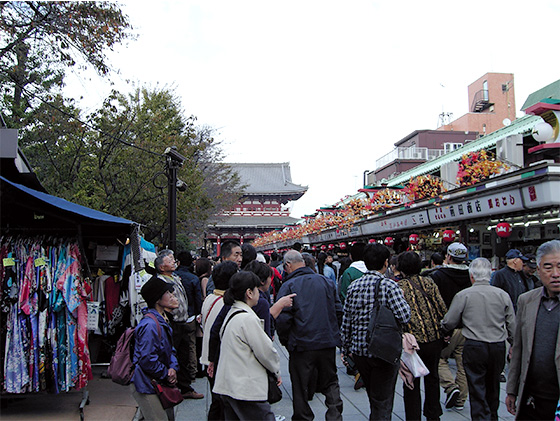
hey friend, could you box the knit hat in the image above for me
[141,275,174,308]
[447,242,468,261]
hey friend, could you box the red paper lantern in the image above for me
[384,237,394,247]
[443,229,455,243]
[311,245,317,251]
[339,242,347,250]
[320,244,327,251]
[368,238,376,244]
[496,222,512,238]
[409,234,419,245]
[328,244,335,250]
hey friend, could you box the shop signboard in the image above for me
[522,180,560,208]
[361,210,430,236]
[428,189,524,223]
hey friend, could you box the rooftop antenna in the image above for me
[437,83,453,128]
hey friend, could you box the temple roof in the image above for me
[209,215,301,229]
[228,162,307,198]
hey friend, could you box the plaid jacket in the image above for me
[341,270,411,357]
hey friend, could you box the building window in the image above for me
[483,80,488,101]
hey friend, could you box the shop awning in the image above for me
[1,176,135,228]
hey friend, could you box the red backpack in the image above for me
[107,312,160,385]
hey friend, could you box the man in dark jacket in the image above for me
[276,250,343,421]
[429,242,471,410]
[175,251,203,392]
[492,248,529,312]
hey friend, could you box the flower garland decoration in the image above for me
[403,175,446,201]
[457,150,509,187]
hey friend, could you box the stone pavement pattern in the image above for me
[1,337,515,420]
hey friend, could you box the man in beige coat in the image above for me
[506,239,560,420]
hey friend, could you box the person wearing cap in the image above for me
[492,249,529,313]
[428,242,471,410]
[132,276,180,421]
[506,239,560,420]
[442,257,516,421]
[521,253,540,289]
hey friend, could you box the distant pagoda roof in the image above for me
[209,215,301,229]
[228,162,307,200]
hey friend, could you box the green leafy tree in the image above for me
[0,1,133,126]
[22,86,243,244]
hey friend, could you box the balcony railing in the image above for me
[375,147,445,169]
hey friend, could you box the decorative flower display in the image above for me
[457,150,509,187]
[403,175,446,201]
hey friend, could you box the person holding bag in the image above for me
[213,271,281,421]
[397,252,448,421]
[132,276,181,421]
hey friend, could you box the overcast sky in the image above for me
[66,0,560,218]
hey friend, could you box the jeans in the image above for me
[463,339,505,421]
[354,354,399,421]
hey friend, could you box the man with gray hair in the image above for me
[506,239,560,420]
[276,250,343,421]
[441,257,516,420]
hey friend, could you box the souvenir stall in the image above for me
[0,176,141,416]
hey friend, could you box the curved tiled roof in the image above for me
[210,215,301,228]
[228,162,307,196]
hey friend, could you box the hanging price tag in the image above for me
[87,301,100,331]
[3,258,15,267]
[34,257,46,267]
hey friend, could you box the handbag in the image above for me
[367,278,403,365]
[267,370,282,404]
[151,379,184,409]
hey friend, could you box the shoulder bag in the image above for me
[367,279,403,365]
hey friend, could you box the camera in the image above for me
[164,146,186,164]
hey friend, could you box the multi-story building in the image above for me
[368,72,516,186]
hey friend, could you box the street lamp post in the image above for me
[164,146,186,252]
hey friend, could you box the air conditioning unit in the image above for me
[496,134,523,168]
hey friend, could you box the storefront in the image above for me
[262,163,560,269]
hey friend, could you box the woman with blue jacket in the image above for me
[132,276,180,420]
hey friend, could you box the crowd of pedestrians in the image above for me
[129,237,560,421]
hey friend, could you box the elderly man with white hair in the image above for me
[506,239,560,420]
[441,257,516,421]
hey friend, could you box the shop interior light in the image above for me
[488,225,496,230]
[513,222,525,226]
[525,221,541,226]
[469,228,475,233]
[543,218,560,224]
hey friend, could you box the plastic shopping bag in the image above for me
[401,351,430,378]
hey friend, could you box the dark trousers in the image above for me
[289,347,343,421]
[207,374,225,421]
[222,395,274,421]
[463,339,505,421]
[516,393,558,420]
[403,339,444,421]
[171,320,192,393]
[354,354,400,421]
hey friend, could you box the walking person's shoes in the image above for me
[182,386,204,399]
[353,373,365,390]
[445,388,460,409]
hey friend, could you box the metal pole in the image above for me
[167,157,178,252]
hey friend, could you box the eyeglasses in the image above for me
[541,262,560,272]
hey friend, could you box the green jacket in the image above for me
[339,261,367,305]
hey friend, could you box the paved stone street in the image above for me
[1,336,515,420]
